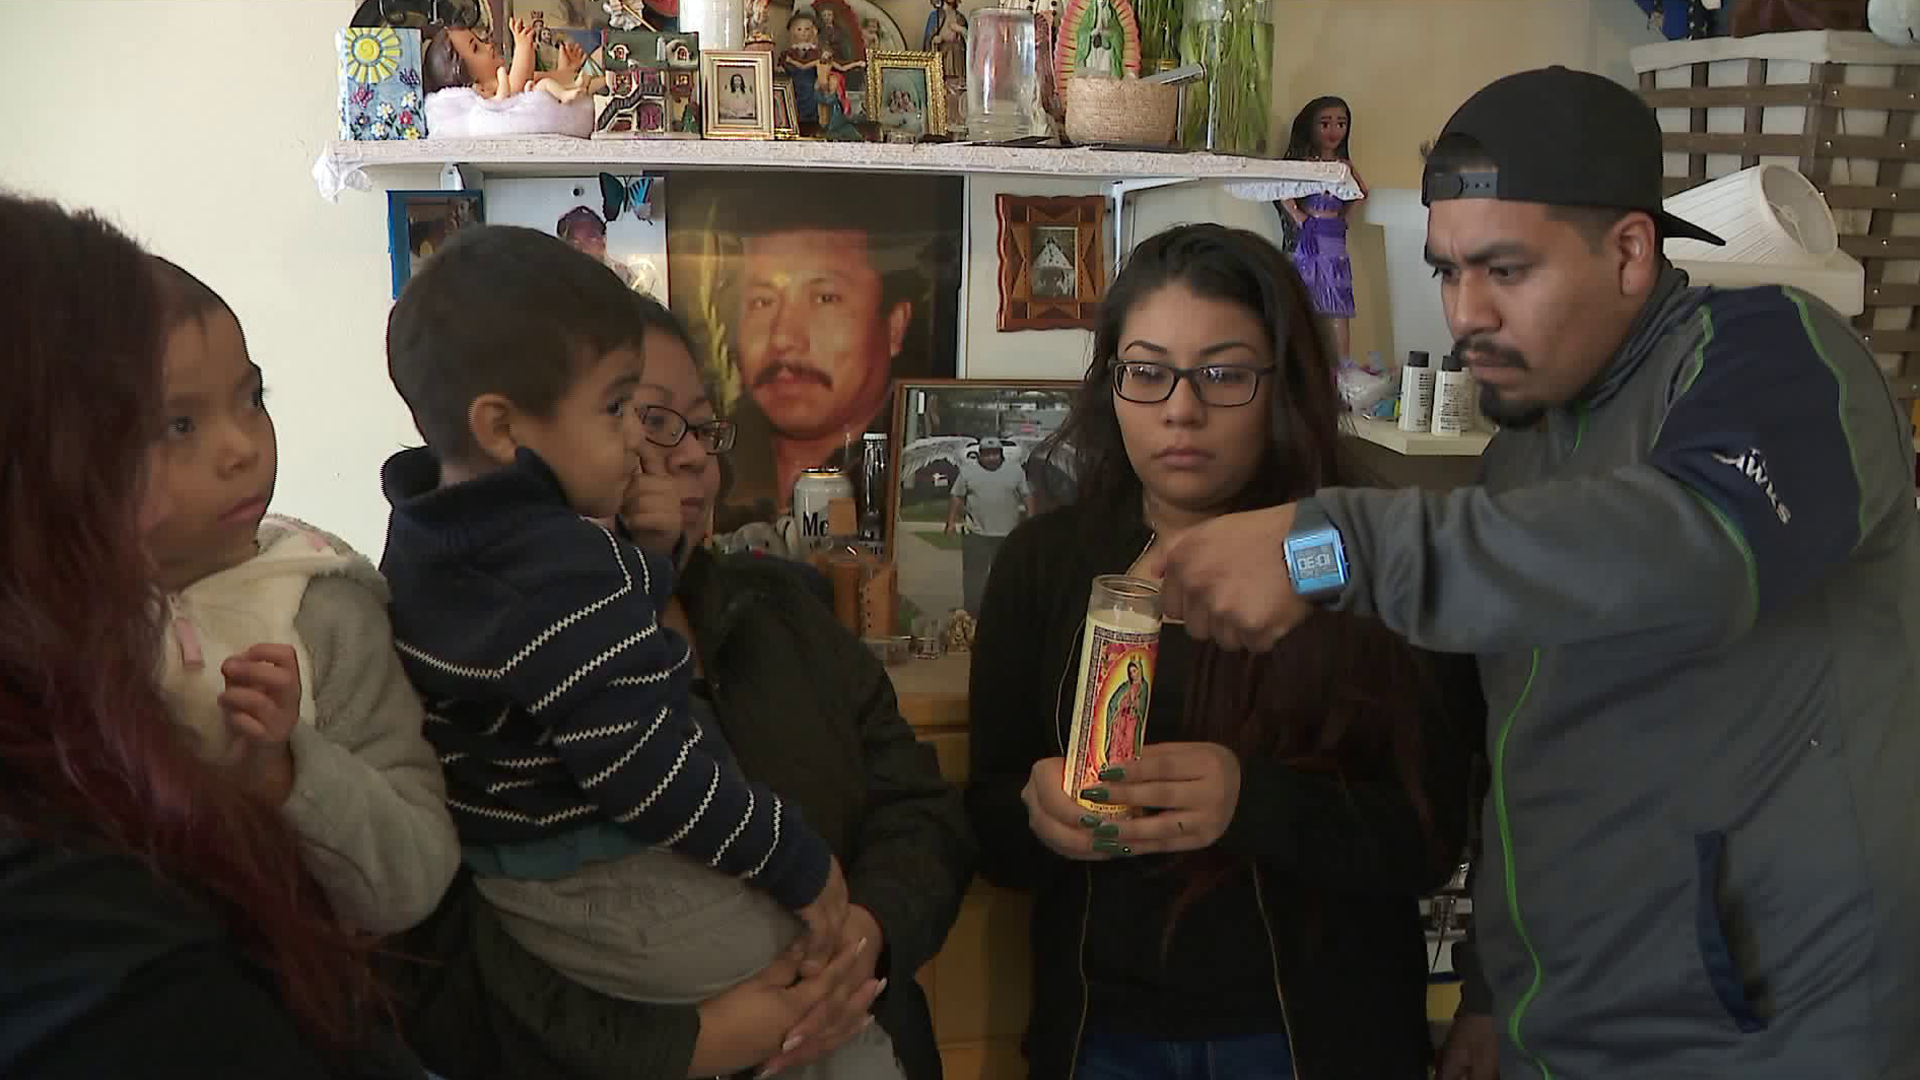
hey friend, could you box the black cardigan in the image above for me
[395,548,976,1080]
[964,493,1481,1079]
[0,835,423,1080]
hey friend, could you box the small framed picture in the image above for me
[867,50,945,139]
[702,50,775,139]
[886,380,1080,628]
[387,189,485,299]
[995,193,1106,331]
[772,78,799,138]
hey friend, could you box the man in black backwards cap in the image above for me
[1113,66,1920,1080]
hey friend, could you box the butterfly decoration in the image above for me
[600,173,657,223]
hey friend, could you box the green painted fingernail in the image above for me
[1093,839,1132,856]
[1079,814,1101,828]
[1093,823,1120,838]
[1098,765,1126,781]
[1080,786,1110,802]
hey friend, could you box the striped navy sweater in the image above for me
[377,447,831,909]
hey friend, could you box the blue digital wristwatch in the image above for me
[1284,501,1349,604]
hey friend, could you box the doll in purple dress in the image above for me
[1280,96,1368,362]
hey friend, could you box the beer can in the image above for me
[792,467,855,555]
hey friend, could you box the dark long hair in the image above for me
[1048,223,1438,947]
[0,193,382,1045]
[1284,94,1352,161]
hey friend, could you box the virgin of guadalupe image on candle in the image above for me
[1068,640,1154,806]
[1096,656,1149,782]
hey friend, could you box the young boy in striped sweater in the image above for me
[377,226,854,1035]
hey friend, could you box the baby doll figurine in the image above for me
[1279,95,1368,363]
[425,17,591,103]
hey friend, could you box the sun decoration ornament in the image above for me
[343,27,406,84]
[336,26,427,140]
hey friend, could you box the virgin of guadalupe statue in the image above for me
[1075,0,1121,79]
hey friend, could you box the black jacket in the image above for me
[0,834,422,1079]
[396,548,976,1080]
[965,493,1480,1080]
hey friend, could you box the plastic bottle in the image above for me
[1432,352,1475,437]
[1397,350,1434,433]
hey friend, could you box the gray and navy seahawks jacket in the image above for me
[1313,267,1920,1079]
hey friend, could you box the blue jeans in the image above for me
[1075,1032,1294,1080]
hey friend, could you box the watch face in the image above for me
[1288,529,1346,594]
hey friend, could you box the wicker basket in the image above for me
[1064,75,1178,146]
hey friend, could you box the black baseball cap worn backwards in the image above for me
[1421,65,1726,247]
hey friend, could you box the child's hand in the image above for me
[218,643,301,805]
[621,468,684,557]
[510,16,538,47]
[794,856,850,978]
[558,39,587,76]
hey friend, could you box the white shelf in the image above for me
[320,136,1358,196]
[1348,417,1493,457]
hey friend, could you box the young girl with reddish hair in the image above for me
[0,192,428,1079]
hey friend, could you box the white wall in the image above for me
[1362,188,1456,364]
[7,1,423,558]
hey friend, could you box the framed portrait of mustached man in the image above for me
[666,170,963,532]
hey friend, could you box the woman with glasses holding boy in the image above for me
[391,258,973,1080]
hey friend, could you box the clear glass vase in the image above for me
[966,8,1044,141]
[680,0,745,52]
[1178,0,1271,156]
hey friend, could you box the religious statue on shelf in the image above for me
[603,0,656,30]
[816,3,860,69]
[814,40,866,138]
[746,0,775,50]
[1074,0,1121,79]
[782,9,826,132]
[924,0,968,83]
[424,16,593,102]
[1278,95,1368,364]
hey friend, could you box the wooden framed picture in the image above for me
[886,380,1080,631]
[995,193,1107,331]
[772,78,799,138]
[703,50,775,138]
[867,50,945,138]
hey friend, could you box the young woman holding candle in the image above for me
[966,222,1479,1080]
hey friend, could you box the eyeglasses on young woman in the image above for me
[1109,361,1277,407]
